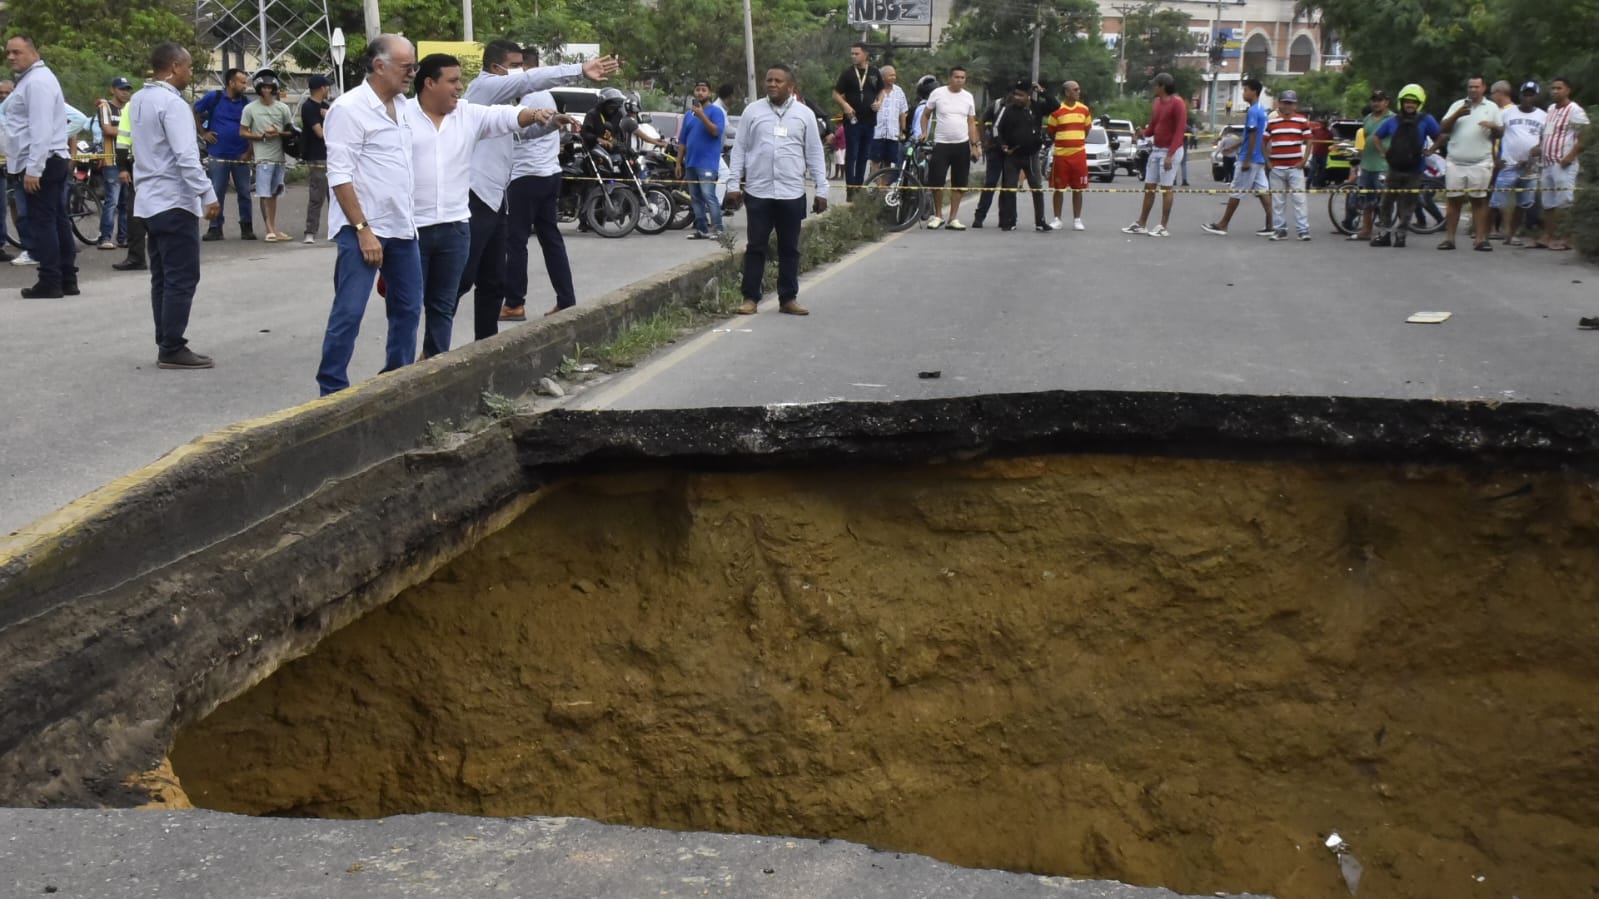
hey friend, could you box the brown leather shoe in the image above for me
[499,305,527,321]
[736,300,757,315]
[779,301,810,316]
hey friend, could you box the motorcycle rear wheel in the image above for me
[582,187,640,238]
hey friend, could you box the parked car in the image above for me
[1210,124,1245,182]
[1103,118,1138,175]
[1085,125,1115,181]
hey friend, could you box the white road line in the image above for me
[578,229,908,410]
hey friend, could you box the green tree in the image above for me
[7,0,203,108]
[1119,3,1199,100]
[920,0,1116,104]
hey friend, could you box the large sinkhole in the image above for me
[169,455,1599,898]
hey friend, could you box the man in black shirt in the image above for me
[299,74,331,242]
[830,42,882,198]
[994,81,1051,231]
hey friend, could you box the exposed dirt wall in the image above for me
[170,456,1599,899]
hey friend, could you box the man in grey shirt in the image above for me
[727,63,828,316]
[132,43,222,369]
[4,36,74,298]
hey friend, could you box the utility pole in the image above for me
[257,0,270,68]
[742,0,757,104]
[462,0,473,41]
[1110,3,1142,96]
[363,0,380,39]
[1029,0,1043,85]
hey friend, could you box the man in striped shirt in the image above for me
[1536,77,1588,252]
[1044,80,1090,230]
[1264,90,1311,240]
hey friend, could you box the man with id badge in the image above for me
[728,63,829,316]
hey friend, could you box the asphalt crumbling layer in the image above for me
[0,809,1266,899]
[171,454,1599,899]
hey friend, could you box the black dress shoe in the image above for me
[1579,316,1599,329]
[970,220,985,229]
[63,284,80,296]
[20,284,63,299]
[203,229,223,242]
[239,229,258,240]
[113,259,146,271]
[157,348,215,369]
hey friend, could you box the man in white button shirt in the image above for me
[406,52,554,359]
[727,63,828,316]
[457,40,618,339]
[316,34,424,396]
[132,43,222,369]
[505,84,578,320]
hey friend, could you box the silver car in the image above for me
[1086,126,1115,181]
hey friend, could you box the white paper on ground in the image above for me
[1407,311,1452,324]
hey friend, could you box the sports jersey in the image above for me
[1045,101,1091,156]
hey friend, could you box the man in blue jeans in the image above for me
[677,79,726,239]
[193,68,256,240]
[317,35,423,395]
[830,43,882,199]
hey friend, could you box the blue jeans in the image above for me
[8,173,29,252]
[417,221,472,359]
[206,160,253,231]
[844,119,873,188]
[316,226,423,395]
[145,208,202,354]
[686,168,722,235]
[99,172,127,243]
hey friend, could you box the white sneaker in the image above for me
[10,251,37,266]
[1147,225,1170,237]
[1121,222,1147,234]
[925,216,944,230]
[1072,218,1085,231]
[302,234,315,244]
[1048,217,1063,230]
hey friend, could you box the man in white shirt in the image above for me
[405,52,552,359]
[1536,76,1588,252]
[1492,81,1546,245]
[457,40,618,339]
[867,64,907,179]
[5,36,75,297]
[727,63,828,316]
[316,34,424,396]
[1435,75,1503,251]
[132,43,222,369]
[918,66,980,231]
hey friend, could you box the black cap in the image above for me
[308,74,332,89]
[1010,79,1031,92]
[1370,88,1388,101]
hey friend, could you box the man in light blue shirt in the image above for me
[727,63,829,316]
[5,36,76,297]
[505,84,576,319]
[133,43,221,369]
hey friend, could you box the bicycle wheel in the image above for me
[1326,183,1359,235]
[69,182,103,246]
[1412,178,1445,234]
[863,167,922,233]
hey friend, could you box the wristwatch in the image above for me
[353,221,369,232]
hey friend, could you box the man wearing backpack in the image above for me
[1371,83,1439,248]
[193,68,255,240]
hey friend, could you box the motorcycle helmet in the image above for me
[253,68,279,95]
[597,87,626,114]
[1396,83,1426,107]
[915,74,938,102]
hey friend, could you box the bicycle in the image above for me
[1327,170,1444,236]
[861,140,932,232]
[4,168,105,249]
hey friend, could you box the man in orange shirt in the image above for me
[1044,80,1090,230]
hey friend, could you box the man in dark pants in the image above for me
[133,43,221,369]
[830,42,882,199]
[728,64,829,316]
[457,40,617,340]
[506,86,577,318]
[994,81,1050,231]
[300,75,331,242]
[112,93,147,270]
[5,36,77,298]
[969,93,1006,227]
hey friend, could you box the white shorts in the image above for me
[1144,147,1183,187]
[1229,160,1269,199]
[1540,162,1579,209]
[1444,160,1492,199]
[254,163,286,198]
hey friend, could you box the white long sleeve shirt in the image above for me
[406,100,528,228]
[4,60,69,177]
[510,89,565,179]
[325,78,416,240]
[464,65,583,210]
[131,81,217,218]
[728,95,829,200]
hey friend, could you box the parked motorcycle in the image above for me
[637,134,696,232]
[557,134,641,238]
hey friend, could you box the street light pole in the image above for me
[1110,3,1141,97]
[363,0,380,40]
[330,27,347,94]
[462,0,473,41]
[742,0,757,104]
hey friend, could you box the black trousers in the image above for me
[1382,170,1422,235]
[145,208,201,354]
[740,194,806,304]
[999,152,1046,228]
[458,192,508,341]
[971,149,1004,222]
[506,173,576,310]
[122,175,146,265]
[27,156,78,290]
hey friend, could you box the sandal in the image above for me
[1473,241,1493,252]
[1548,242,1572,251]
[1436,240,1456,250]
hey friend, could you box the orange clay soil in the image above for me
[170,455,1599,899]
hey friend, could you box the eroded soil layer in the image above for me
[171,455,1599,899]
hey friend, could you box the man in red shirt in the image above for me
[1307,116,1332,187]
[1121,72,1187,237]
